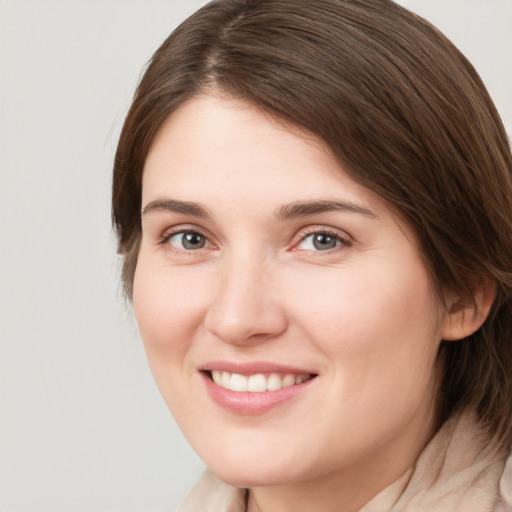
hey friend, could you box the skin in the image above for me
[133,94,490,512]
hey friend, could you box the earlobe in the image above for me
[441,278,496,341]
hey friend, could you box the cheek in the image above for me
[132,259,210,372]
[284,259,442,393]
[132,258,217,429]
[287,262,443,453]
[291,261,436,335]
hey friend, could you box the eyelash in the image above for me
[158,226,352,254]
[292,228,353,253]
[159,227,213,252]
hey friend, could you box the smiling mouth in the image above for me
[206,370,316,393]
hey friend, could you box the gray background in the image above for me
[0,1,510,510]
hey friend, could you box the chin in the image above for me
[187,426,306,487]
[209,462,297,488]
[200,441,318,489]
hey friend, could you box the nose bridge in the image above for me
[204,249,287,344]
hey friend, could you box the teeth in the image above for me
[267,373,282,391]
[248,374,267,392]
[210,371,312,392]
[295,375,308,384]
[282,374,296,388]
[212,370,222,386]
[230,373,248,392]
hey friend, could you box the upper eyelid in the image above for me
[288,226,354,254]
[159,225,214,246]
[295,225,353,242]
[162,224,212,238]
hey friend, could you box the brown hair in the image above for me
[112,0,512,446]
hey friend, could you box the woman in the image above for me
[112,0,512,510]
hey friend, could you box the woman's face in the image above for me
[134,94,451,490]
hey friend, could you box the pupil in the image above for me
[183,232,205,249]
[313,233,336,250]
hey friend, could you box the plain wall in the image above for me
[0,1,510,510]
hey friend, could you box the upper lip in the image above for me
[199,360,317,376]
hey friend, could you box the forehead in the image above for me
[144,95,328,180]
[142,94,383,214]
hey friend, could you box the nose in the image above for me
[204,256,288,345]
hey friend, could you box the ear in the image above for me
[441,278,496,341]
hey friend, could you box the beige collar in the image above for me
[360,411,511,512]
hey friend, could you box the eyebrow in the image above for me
[141,198,377,221]
[275,199,378,220]
[142,199,209,218]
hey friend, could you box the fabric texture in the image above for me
[176,411,512,512]
[177,470,247,512]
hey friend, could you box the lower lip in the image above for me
[201,372,316,415]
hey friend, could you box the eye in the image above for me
[295,231,348,251]
[167,230,210,250]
